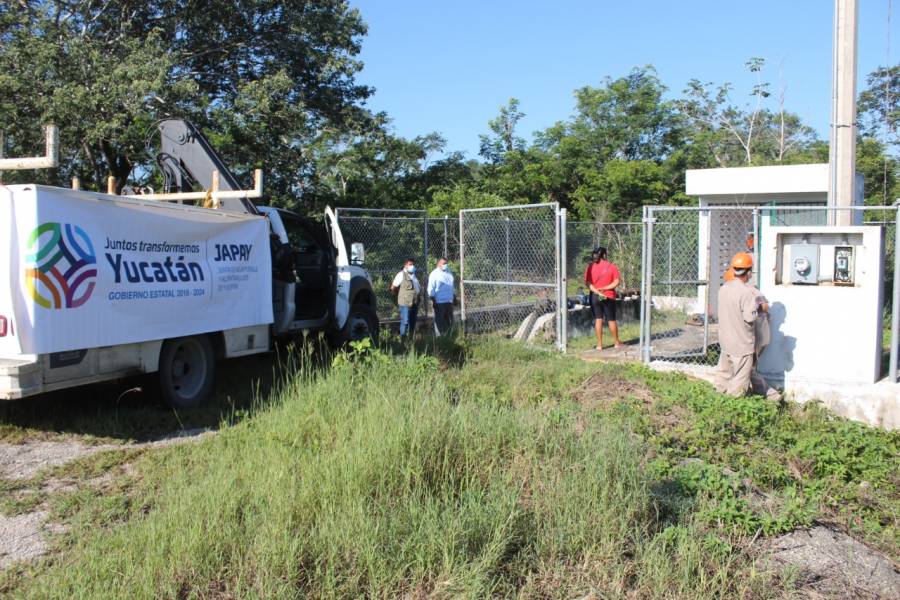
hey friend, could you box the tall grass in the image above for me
[15,343,773,598]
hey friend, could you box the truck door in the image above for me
[280,213,334,323]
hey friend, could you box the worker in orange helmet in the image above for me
[715,253,781,401]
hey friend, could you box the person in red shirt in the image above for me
[584,246,623,351]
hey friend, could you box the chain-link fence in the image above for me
[335,208,460,323]
[639,205,900,384]
[459,203,566,351]
[565,221,642,297]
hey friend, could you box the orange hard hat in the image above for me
[723,267,735,282]
[731,252,753,270]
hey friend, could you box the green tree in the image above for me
[479,98,526,163]
[0,0,371,200]
[858,64,899,151]
[679,58,817,167]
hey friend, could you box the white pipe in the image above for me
[128,168,264,201]
[0,125,59,170]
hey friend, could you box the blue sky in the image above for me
[350,0,897,160]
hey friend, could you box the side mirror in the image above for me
[351,242,365,265]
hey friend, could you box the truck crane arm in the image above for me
[155,119,258,215]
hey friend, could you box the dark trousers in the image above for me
[432,302,454,336]
[399,304,418,336]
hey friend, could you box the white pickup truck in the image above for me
[0,124,378,408]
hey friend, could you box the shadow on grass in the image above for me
[0,338,333,443]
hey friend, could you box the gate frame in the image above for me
[459,202,567,352]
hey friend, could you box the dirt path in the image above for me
[0,428,214,571]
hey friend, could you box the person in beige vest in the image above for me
[716,254,780,401]
[391,258,421,337]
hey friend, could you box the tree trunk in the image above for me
[99,140,133,194]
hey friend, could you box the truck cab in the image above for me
[261,205,377,341]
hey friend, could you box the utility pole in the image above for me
[828,0,858,226]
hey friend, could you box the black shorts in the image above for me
[590,293,617,322]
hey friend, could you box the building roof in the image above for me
[686,164,829,196]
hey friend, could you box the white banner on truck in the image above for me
[0,185,273,356]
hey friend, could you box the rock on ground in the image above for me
[768,526,900,599]
[0,511,49,571]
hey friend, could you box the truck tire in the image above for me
[158,335,216,409]
[340,303,380,344]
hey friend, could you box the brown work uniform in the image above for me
[715,279,769,397]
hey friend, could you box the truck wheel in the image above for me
[158,335,216,409]
[340,303,379,344]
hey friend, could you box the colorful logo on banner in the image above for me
[25,223,97,309]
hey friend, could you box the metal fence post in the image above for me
[443,215,449,259]
[639,206,647,359]
[554,204,561,352]
[560,208,568,352]
[642,207,655,363]
[459,210,466,332]
[752,207,760,289]
[891,206,900,382]
[423,213,429,318]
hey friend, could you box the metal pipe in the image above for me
[639,206,648,358]
[126,169,264,201]
[0,125,59,171]
[890,207,900,382]
[553,203,561,351]
[460,201,558,213]
[560,208,568,352]
[752,208,761,289]
[423,214,429,318]
[702,210,712,354]
[335,207,427,215]
[644,209,655,363]
[462,280,558,288]
[643,205,897,213]
[652,279,710,286]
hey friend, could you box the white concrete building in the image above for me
[676,164,899,430]
[685,163,863,318]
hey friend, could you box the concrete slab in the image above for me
[578,345,641,363]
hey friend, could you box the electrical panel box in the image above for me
[787,243,819,285]
[833,246,854,285]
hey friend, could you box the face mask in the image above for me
[440,263,448,271]
[406,265,416,274]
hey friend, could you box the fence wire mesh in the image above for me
[565,222,642,298]
[336,209,460,323]
[460,204,565,350]
[641,205,899,384]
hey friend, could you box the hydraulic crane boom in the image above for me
[155,119,258,214]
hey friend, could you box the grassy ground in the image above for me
[1,336,898,598]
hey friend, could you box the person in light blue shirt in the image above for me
[427,258,455,336]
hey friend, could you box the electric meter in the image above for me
[833,246,854,285]
[787,244,819,284]
[793,257,811,277]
